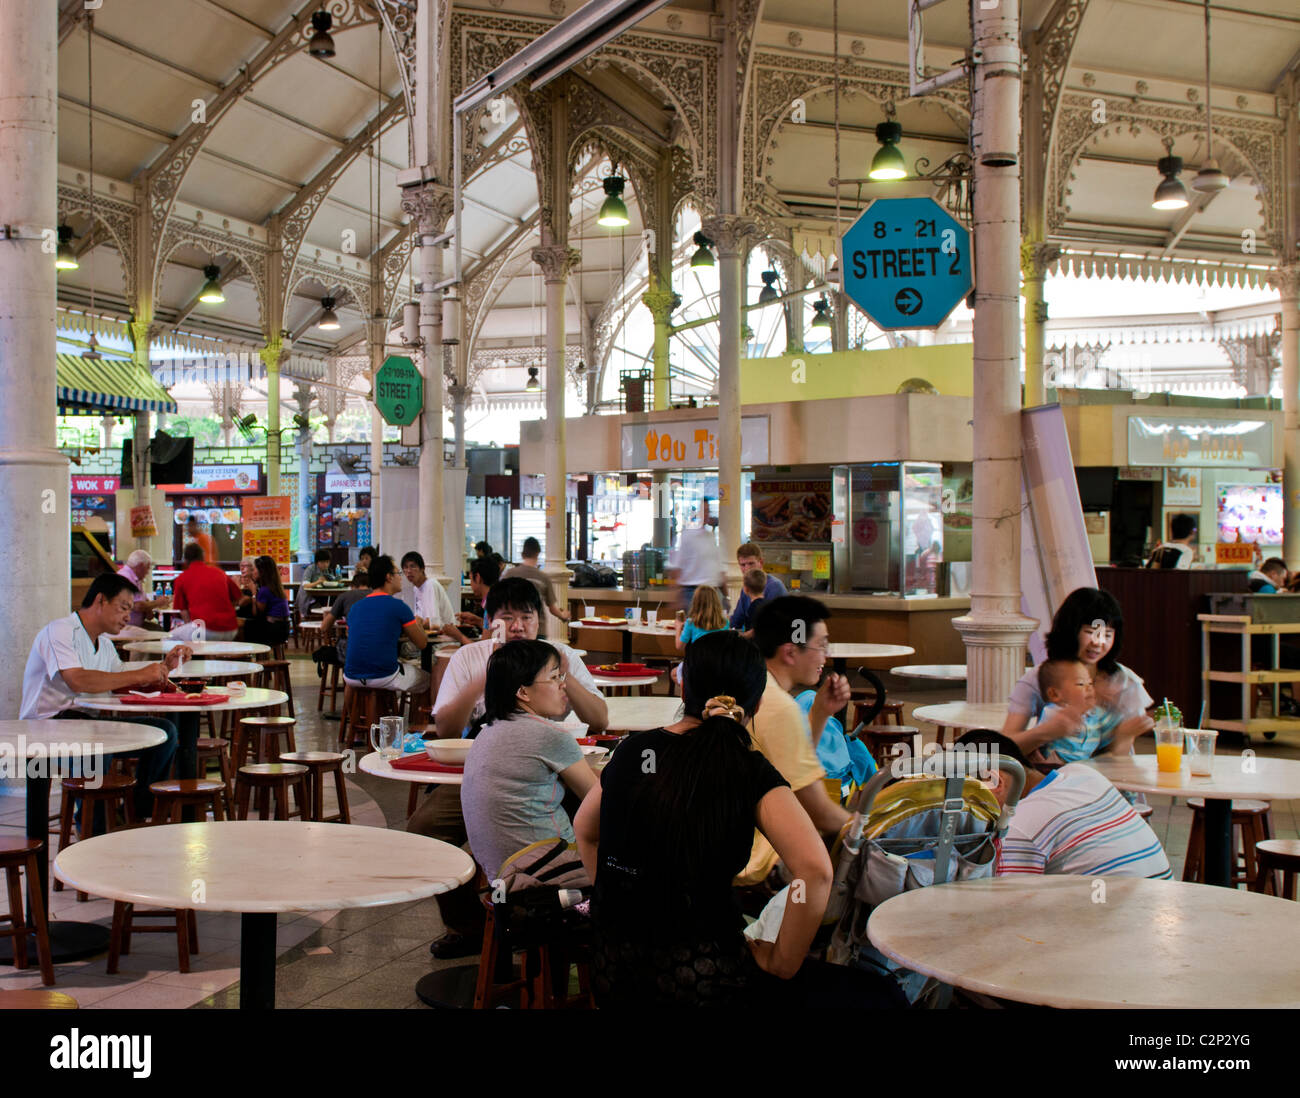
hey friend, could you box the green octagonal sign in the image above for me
[375,355,422,426]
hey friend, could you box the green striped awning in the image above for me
[56,353,177,415]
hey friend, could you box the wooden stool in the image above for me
[317,655,342,712]
[0,990,77,1008]
[854,724,920,768]
[1182,797,1272,887]
[196,737,235,816]
[148,779,227,824]
[108,901,198,975]
[1134,802,1154,820]
[55,774,137,901]
[473,894,591,1010]
[235,763,309,821]
[1252,838,1300,900]
[338,684,401,751]
[0,839,55,985]
[259,659,295,717]
[279,751,351,823]
[235,716,298,768]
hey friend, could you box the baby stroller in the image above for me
[825,745,1025,1005]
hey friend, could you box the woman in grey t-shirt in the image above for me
[1002,587,1155,757]
[461,639,598,882]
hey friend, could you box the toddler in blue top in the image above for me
[1033,658,1112,766]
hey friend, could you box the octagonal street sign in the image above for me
[839,196,972,330]
[375,355,423,426]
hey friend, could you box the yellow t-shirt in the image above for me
[736,671,827,885]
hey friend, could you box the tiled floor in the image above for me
[2,654,1298,1008]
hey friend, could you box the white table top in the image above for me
[560,694,683,734]
[867,876,1300,1008]
[624,623,676,636]
[911,701,1010,731]
[1082,752,1300,800]
[359,750,463,785]
[890,664,967,682]
[123,659,263,678]
[52,821,476,913]
[123,640,270,657]
[590,674,660,689]
[827,643,916,661]
[74,686,287,715]
[0,719,166,757]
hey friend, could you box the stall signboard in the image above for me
[1216,543,1256,566]
[840,196,973,330]
[157,464,262,494]
[70,476,120,494]
[325,469,371,493]
[620,416,769,470]
[242,496,291,562]
[375,355,422,426]
[751,480,833,543]
[1127,417,1272,468]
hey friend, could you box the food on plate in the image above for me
[235,472,251,488]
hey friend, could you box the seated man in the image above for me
[954,729,1172,879]
[296,548,337,616]
[416,577,606,958]
[342,554,428,694]
[1248,557,1289,594]
[728,542,787,629]
[739,596,853,888]
[455,556,500,631]
[116,549,169,628]
[21,573,188,820]
[401,550,469,649]
[172,543,242,640]
[502,536,572,623]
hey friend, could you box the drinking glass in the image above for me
[380,715,405,753]
[370,722,396,760]
[1184,729,1218,777]
[1155,721,1183,773]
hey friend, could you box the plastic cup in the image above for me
[1184,728,1218,777]
[646,610,658,625]
[583,605,595,618]
[625,607,642,623]
[1155,722,1183,773]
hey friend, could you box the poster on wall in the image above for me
[129,505,158,538]
[750,480,833,542]
[1216,483,1282,545]
[1164,467,1201,507]
[242,496,292,562]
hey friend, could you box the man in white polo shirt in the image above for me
[22,573,190,819]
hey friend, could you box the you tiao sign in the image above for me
[620,417,769,470]
[1127,417,1273,468]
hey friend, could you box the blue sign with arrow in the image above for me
[838,196,973,330]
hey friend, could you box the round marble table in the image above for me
[911,701,1010,739]
[359,750,463,786]
[867,876,1300,1008]
[890,664,967,683]
[123,640,270,658]
[75,688,287,813]
[0,719,166,962]
[561,694,683,734]
[122,659,263,679]
[1082,752,1300,888]
[53,821,475,1009]
[589,673,660,695]
[827,643,917,663]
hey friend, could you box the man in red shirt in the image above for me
[172,543,242,639]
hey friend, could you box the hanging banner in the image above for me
[242,496,291,562]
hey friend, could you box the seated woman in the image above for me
[1001,587,1155,764]
[461,639,598,886]
[575,631,903,1008]
[242,555,291,650]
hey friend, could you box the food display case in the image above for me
[831,461,945,596]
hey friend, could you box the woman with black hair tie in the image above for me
[574,631,905,1007]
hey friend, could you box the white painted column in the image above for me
[367,320,386,551]
[1279,266,1300,566]
[0,1,65,718]
[293,381,315,562]
[952,0,1038,703]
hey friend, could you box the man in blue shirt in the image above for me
[729,541,787,629]
[342,554,429,694]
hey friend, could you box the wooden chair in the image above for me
[279,751,351,823]
[235,716,298,768]
[148,779,227,824]
[473,892,592,1010]
[196,737,235,817]
[258,659,295,717]
[1251,838,1300,900]
[0,839,55,985]
[338,685,402,751]
[1182,797,1272,887]
[107,901,197,975]
[851,724,921,769]
[235,763,309,821]
[55,774,137,901]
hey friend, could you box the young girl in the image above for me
[243,555,291,648]
[674,584,729,652]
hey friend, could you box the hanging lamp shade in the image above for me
[597,175,630,228]
[308,10,336,59]
[1152,155,1189,210]
[757,270,780,305]
[526,366,541,391]
[198,264,225,304]
[810,297,832,329]
[690,231,715,270]
[317,296,341,330]
[869,121,907,181]
[1192,158,1229,193]
[55,225,79,270]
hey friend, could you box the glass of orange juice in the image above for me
[1155,721,1183,773]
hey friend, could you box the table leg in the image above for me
[621,630,633,663]
[1202,798,1234,889]
[176,713,200,822]
[0,772,110,965]
[240,912,278,1009]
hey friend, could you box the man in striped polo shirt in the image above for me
[955,730,1172,879]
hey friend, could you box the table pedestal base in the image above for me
[415,964,479,1009]
[240,911,278,1009]
[0,921,110,965]
[1202,797,1233,888]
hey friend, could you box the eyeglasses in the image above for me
[533,671,566,686]
[798,640,831,654]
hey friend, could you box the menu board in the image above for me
[243,496,291,562]
[750,480,833,543]
[1217,483,1281,545]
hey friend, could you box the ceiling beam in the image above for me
[58,0,85,45]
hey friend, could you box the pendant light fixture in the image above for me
[317,296,340,330]
[869,120,908,181]
[81,15,102,360]
[757,269,780,305]
[597,172,630,228]
[308,9,336,59]
[690,231,715,270]
[198,264,225,304]
[1151,138,1189,210]
[55,225,79,271]
[810,297,832,330]
[1192,0,1229,193]
[526,365,541,392]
